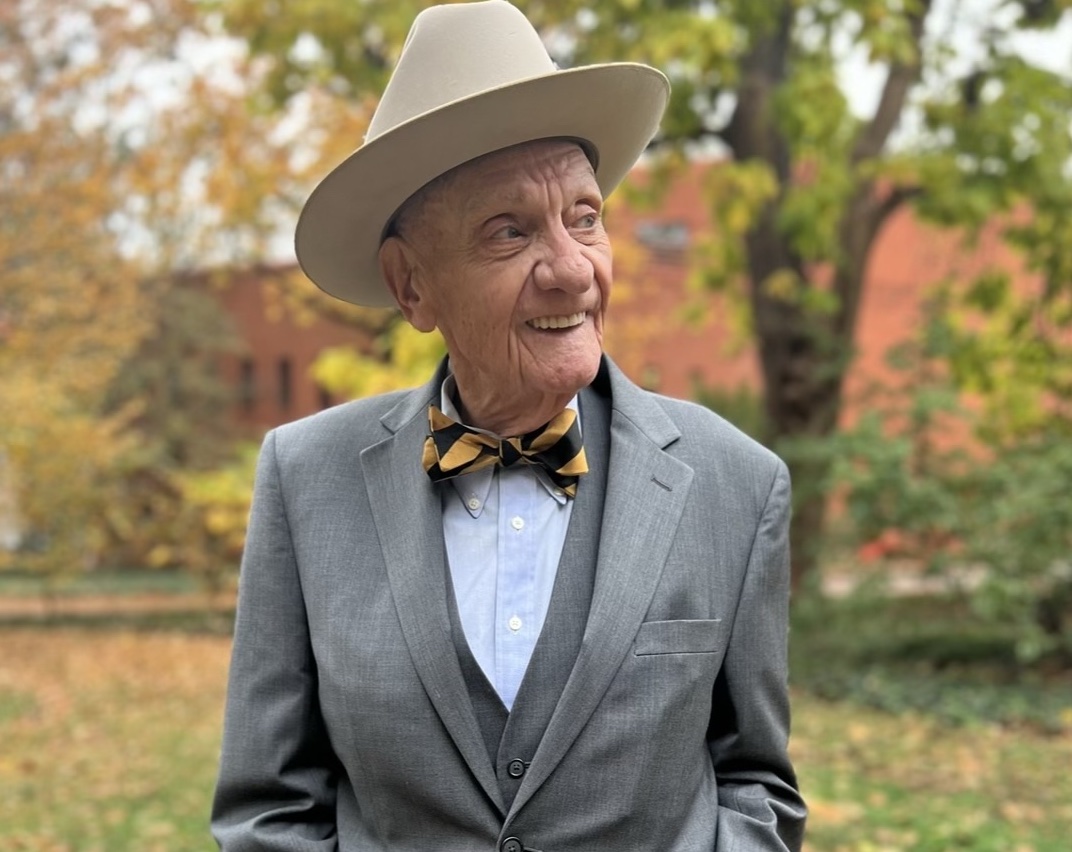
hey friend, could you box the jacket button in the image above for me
[501,837,523,852]
[507,758,526,779]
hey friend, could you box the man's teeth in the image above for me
[528,312,586,330]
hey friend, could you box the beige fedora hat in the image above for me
[294,0,670,307]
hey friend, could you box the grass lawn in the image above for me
[0,628,229,852]
[1,616,1070,849]
[0,569,202,599]
[794,696,1072,851]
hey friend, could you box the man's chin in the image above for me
[532,354,602,398]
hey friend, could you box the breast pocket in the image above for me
[633,618,722,656]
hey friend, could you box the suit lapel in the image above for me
[508,359,694,818]
[362,366,505,813]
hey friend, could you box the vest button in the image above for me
[501,837,523,852]
[507,758,526,778]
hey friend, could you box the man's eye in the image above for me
[493,225,523,239]
[575,213,598,228]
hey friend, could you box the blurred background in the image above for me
[2,0,1071,849]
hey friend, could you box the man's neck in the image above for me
[443,374,577,437]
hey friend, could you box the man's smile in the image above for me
[527,311,587,330]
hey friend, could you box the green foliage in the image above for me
[795,276,1072,662]
[105,283,245,470]
[691,161,780,291]
[791,590,1072,731]
[96,280,248,585]
[0,569,199,599]
[214,0,431,105]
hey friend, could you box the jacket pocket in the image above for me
[633,618,722,656]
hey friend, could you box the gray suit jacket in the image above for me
[212,356,806,851]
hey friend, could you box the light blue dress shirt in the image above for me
[438,376,576,710]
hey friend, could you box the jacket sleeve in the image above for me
[211,430,340,851]
[708,460,807,851]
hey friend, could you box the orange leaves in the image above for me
[0,628,232,851]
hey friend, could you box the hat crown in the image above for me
[367,0,556,140]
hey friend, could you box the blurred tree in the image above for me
[99,278,248,573]
[1,1,151,580]
[217,0,1072,587]
[0,0,312,583]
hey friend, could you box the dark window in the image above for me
[239,358,256,411]
[278,357,292,411]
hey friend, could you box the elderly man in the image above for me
[211,2,806,850]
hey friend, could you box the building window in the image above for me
[635,220,690,262]
[278,357,292,412]
[239,358,256,411]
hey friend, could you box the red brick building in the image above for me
[217,162,1022,433]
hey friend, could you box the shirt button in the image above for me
[467,497,481,511]
[552,488,565,498]
[501,838,523,852]
[511,515,524,530]
[507,758,526,778]
[508,615,522,632]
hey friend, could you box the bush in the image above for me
[794,282,1072,664]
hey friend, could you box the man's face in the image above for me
[381,139,612,433]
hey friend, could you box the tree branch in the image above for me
[870,184,924,234]
[851,0,933,164]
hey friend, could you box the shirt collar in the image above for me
[439,373,579,516]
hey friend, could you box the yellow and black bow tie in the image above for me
[422,405,588,498]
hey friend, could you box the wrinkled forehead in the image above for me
[384,137,598,240]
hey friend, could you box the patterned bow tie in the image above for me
[422,405,588,498]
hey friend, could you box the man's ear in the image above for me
[379,237,436,332]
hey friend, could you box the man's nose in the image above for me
[532,226,593,292]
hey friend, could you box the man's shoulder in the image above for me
[639,388,784,474]
[269,386,423,460]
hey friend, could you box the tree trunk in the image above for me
[751,272,847,591]
[721,1,929,591]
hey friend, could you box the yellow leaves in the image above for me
[763,268,802,302]
[704,161,779,238]
[147,545,173,570]
[1,376,141,577]
[168,444,260,585]
[312,323,446,400]
[2,0,342,583]
[760,268,842,318]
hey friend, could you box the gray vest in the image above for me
[445,383,610,812]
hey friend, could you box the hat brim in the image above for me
[294,63,669,307]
